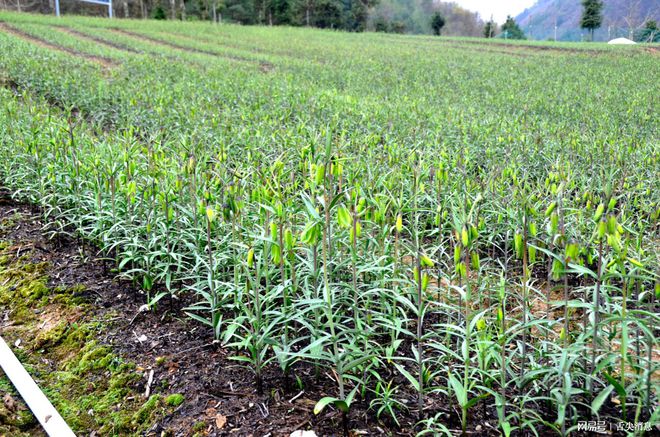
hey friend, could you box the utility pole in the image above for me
[55,0,60,16]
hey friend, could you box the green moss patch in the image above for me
[0,229,175,436]
[165,393,184,407]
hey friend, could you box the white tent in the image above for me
[607,38,636,45]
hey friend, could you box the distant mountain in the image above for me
[515,0,660,41]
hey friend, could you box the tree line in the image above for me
[0,0,376,30]
[212,0,380,30]
[0,0,489,35]
[9,0,654,41]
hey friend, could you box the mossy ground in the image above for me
[0,213,178,436]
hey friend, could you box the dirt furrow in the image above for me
[111,28,275,72]
[53,25,143,55]
[0,21,117,69]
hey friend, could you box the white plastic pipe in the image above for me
[0,336,76,437]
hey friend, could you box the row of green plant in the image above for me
[0,12,658,435]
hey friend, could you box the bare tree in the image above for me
[621,0,659,40]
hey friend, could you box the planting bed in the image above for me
[0,11,658,437]
[0,196,392,436]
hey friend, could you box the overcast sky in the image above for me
[452,0,538,23]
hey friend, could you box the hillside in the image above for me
[516,0,660,41]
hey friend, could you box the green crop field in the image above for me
[0,11,658,436]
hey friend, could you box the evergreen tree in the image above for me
[342,0,376,31]
[580,0,603,41]
[152,5,167,19]
[430,11,445,35]
[270,0,293,25]
[373,16,389,32]
[636,20,659,43]
[483,19,497,38]
[500,15,525,40]
[225,0,257,23]
[314,0,343,28]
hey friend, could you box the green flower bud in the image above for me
[247,248,254,268]
[421,254,434,268]
[594,203,605,221]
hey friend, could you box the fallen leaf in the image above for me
[215,414,227,429]
[3,394,15,412]
[205,407,217,418]
[295,398,317,408]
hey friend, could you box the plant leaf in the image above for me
[314,396,339,415]
[591,385,614,416]
[448,373,467,407]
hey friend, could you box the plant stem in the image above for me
[521,207,529,379]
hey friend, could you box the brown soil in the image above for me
[428,38,612,56]
[0,21,117,69]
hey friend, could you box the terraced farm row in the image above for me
[0,11,658,436]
